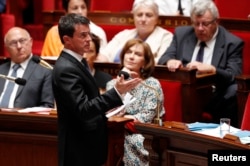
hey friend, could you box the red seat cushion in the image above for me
[230,31,250,75]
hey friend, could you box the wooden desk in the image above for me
[0,110,131,166]
[135,122,250,166]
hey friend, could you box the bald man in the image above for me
[0,27,54,108]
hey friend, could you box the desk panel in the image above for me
[0,111,130,166]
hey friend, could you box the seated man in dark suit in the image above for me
[0,27,54,108]
[158,0,244,126]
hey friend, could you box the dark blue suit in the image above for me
[158,26,244,126]
[52,51,123,166]
[0,55,54,108]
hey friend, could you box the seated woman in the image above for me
[99,0,173,63]
[106,38,165,165]
[83,33,112,94]
[41,0,107,57]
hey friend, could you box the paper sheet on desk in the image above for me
[106,93,136,118]
[17,107,52,114]
[187,122,219,131]
[234,130,250,144]
[189,122,250,144]
[193,125,240,137]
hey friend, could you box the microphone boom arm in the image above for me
[0,74,26,85]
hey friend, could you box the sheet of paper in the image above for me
[193,125,240,137]
[191,124,250,144]
[17,107,52,114]
[187,122,219,131]
[106,92,136,118]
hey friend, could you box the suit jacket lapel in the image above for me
[211,27,224,67]
[0,62,11,94]
[182,34,197,64]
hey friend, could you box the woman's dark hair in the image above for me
[90,33,100,54]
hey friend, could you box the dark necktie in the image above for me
[0,64,21,108]
[81,58,91,73]
[196,42,206,62]
[178,0,184,15]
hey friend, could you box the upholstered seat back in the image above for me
[0,14,15,57]
[214,0,250,19]
[90,0,134,12]
[230,31,250,75]
[241,93,250,130]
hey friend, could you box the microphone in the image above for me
[32,56,53,70]
[118,70,162,126]
[0,74,26,85]
[118,70,130,80]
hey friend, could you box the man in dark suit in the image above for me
[0,27,54,108]
[158,0,244,126]
[52,13,141,166]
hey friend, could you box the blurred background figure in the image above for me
[83,33,112,94]
[0,0,6,13]
[134,0,213,16]
[106,38,165,165]
[41,0,107,56]
[151,0,203,16]
[0,27,54,108]
[99,0,173,63]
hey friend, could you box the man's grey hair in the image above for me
[191,0,219,20]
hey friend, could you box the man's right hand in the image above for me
[167,59,183,72]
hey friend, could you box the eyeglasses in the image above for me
[7,38,30,48]
[192,19,216,28]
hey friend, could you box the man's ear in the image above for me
[63,35,70,44]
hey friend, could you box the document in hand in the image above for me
[106,92,136,118]
[17,107,52,114]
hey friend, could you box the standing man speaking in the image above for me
[52,13,141,166]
